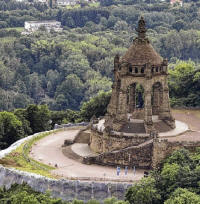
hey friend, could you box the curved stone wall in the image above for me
[0,125,132,202]
[85,139,153,169]
[0,165,131,202]
[90,128,149,153]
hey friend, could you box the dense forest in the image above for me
[0,91,110,149]
[0,0,200,111]
[125,148,200,204]
[0,183,128,203]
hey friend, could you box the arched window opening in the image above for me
[135,67,138,73]
[127,83,144,114]
[141,67,145,73]
[129,65,132,73]
[151,67,154,73]
[136,84,144,108]
[156,67,158,72]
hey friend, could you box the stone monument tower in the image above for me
[89,17,175,157]
[63,18,189,169]
[105,16,175,134]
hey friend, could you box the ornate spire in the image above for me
[136,16,147,39]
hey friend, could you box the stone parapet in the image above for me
[0,165,132,202]
[54,122,89,129]
[90,129,150,153]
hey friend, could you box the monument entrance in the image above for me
[63,18,188,169]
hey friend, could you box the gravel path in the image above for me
[30,109,200,182]
[30,129,144,182]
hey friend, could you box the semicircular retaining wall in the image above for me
[0,125,132,202]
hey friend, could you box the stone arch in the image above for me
[152,81,163,115]
[127,82,144,113]
[156,67,159,72]
[129,65,132,73]
[141,66,145,73]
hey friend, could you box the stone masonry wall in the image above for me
[90,129,149,153]
[85,140,153,169]
[152,139,200,168]
[0,165,132,202]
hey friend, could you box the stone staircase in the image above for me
[119,119,172,134]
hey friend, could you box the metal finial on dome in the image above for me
[136,16,147,39]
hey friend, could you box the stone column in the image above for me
[117,90,127,121]
[144,89,153,133]
[152,86,160,115]
[159,80,175,128]
[129,84,135,113]
[107,86,119,116]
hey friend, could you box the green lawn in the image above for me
[5,27,24,32]
[0,37,16,43]
[88,2,100,7]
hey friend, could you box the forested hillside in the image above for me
[0,0,200,111]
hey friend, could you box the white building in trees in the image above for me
[24,21,63,33]
[56,0,77,6]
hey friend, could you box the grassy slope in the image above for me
[0,131,59,179]
[5,27,24,32]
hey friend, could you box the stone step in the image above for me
[62,146,82,162]
[71,143,98,157]
[120,122,146,133]
[154,121,171,132]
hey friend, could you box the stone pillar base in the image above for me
[144,121,154,134]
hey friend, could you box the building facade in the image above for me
[24,21,63,33]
